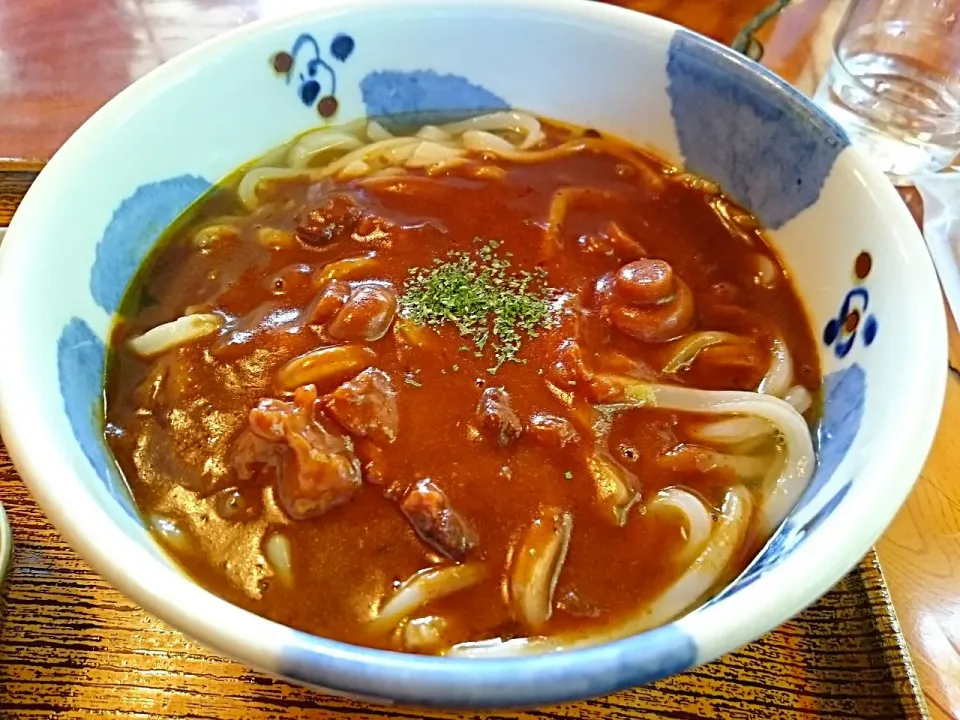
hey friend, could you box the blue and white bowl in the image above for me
[0,0,946,707]
[0,503,10,586]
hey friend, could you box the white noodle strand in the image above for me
[264,532,294,588]
[321,137,420,178]
[757,335,793,398]
[237,167,314,210]
[370,564,485,633]
[446,636,560,658]
[287,130,364,169]
[366,120,394,142]
[784,385,813,414]
[337,159,371,179]
[461,130,517,153]
[647,488,713,563]
[127,313,223,358]
[403,141,464,168]
[447,486,752,658]
[600,377,814,536]
[662,331,741,374]
[416,125,452,142]
[510,509,573,627]
[619,485,752,633]
[440,111,544,149]
[401,615,448,652]
[691,416,774,447]
[149,514,192,553]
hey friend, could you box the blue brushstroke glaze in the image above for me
[705,364,866,602]
[57,318,137,518]
[91,175,211,314]
[665,29,849,229]
[330,33,355,62]
[360,70,508,128]
[300,80,321,106]
[288,33,339,105]
[278,623,694,707]
[812,363,866,492]
[823,288,877,359]
[273,33,353,115]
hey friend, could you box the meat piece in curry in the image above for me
[236,385,362,520]
[400,478,478,561]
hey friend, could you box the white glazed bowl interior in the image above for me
[0,0,946,708]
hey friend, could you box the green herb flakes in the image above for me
[400,240,557,372]
[564,471,573,480]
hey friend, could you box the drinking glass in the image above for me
[813,0,960,184]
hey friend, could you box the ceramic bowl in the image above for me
[0,0,946,708]
[0,503,11,586]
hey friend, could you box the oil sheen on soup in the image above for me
[104,112,820,657]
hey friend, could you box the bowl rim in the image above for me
[0,0,947,707]
[0,504,11,587]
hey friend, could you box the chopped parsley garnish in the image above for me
[564,471,574,480]
[400,240,558,372]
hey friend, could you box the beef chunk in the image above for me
[527,413,580,448]
[323,368,398,445]
[477,387,522,446]
[400,478,477,560]
[233,384,362,520]
[296,195,361,247]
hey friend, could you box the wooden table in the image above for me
[0,0,956,717]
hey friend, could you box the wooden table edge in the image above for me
[860,552,932,718]
[0,164,41,227]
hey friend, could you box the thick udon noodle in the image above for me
[125,111,817,656]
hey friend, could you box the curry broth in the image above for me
[104,117,820,652]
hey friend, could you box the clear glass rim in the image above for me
[830,19,960,121]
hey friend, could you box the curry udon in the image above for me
[104,112,819,656]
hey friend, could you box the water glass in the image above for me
[813,0,960,184]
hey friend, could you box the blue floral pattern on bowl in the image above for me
[272,33,356,119]
[823,252,878,359]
